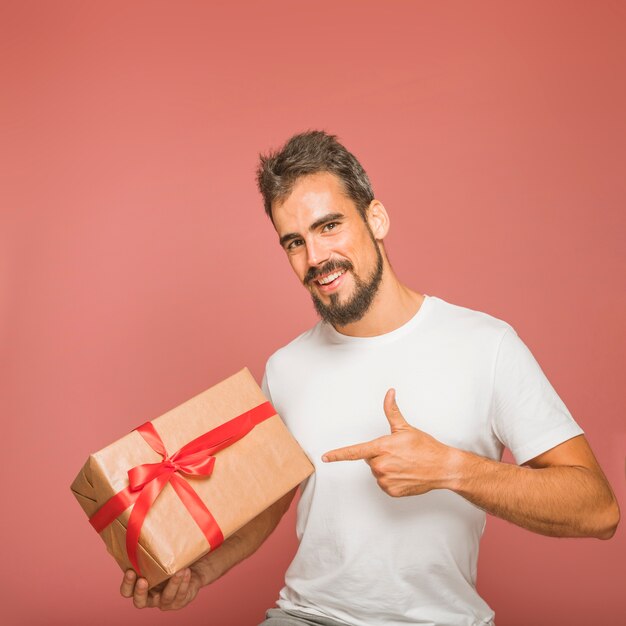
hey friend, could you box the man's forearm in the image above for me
[193,487,297,586]
[447,449,619,539]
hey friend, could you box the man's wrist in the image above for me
[193,553,218,587]
[194,539,236,587]
[442,446,476,493]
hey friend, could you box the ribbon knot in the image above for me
[126,447,218,493]
[88,400,276,577]
[163,458,179,471]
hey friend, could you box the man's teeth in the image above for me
[317,270,345,285]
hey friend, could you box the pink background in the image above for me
[1,1,624,624]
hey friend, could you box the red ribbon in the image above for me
[89,400,276,576]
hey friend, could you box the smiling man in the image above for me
[120,131,619,625]
[275,172,385,330]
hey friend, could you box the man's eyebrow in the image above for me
[279,212,345,247]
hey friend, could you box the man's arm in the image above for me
[121,485,298,610]
[448,433,619,539]
[323,389,620,540]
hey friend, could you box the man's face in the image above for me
[272,172,384,327]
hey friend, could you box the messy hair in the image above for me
[256,130,374,222]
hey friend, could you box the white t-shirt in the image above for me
[261,294,583,626]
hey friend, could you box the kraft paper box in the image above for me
[70,367,314,588]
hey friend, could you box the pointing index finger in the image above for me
[322,440,379,462]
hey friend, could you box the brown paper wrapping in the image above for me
[70,367,314,588]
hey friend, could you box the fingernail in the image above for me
[321,455,328,462]
[125,571,134,579]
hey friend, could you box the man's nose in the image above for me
[305,237,330,268]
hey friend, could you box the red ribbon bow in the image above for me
[89,400,276,576]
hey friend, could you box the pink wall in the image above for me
[2,1,624,624]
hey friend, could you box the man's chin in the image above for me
[314,283,344,299]
[313,285,350,309]
[311,293,365,327]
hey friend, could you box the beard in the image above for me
[307,232,384,328]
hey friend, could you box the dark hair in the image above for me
[256,130,375,222]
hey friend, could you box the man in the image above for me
[121,131,619,625]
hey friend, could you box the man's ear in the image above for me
[366,200,390,240]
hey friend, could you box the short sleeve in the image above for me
[490,326,584,465]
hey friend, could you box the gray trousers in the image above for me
[259,607,353,626]
[259,607,495,626]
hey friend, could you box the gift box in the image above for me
[70,367,314,588]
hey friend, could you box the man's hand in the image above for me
[120,566,202,611]
[322,388,456,497]
[118,486,299,611]
[322,388,619,538]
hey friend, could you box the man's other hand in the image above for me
[321,388,457,497]
[120,567,202,611]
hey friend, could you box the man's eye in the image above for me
[287,239,304,250]
[323,222,339,232]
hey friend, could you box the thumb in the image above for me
[383,388,410,432]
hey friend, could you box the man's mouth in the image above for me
[316,269,346,285]
[312,268,348,293]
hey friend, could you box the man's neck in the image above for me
[332,266,425,338]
